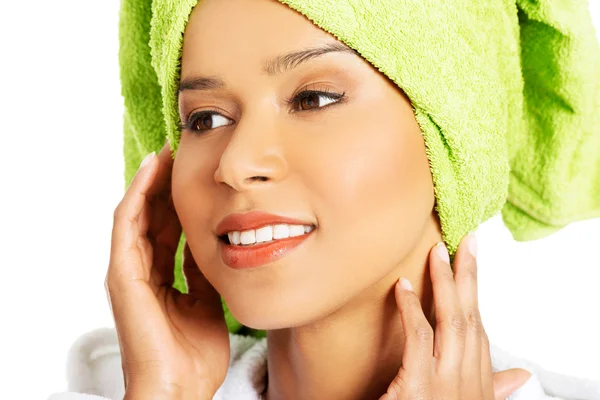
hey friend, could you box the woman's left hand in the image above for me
[379,234,532,400]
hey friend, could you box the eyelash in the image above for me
[178,89,347,134]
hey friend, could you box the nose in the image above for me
[214,112,288,191]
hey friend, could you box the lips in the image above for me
[216,211,314,236]
[216,211,315,269]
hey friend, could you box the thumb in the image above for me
[493,368,532,400]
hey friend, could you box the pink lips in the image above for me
[216,211,315,269]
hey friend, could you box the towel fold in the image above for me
[502,0,600,241]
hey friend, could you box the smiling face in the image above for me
[172,0,438,329]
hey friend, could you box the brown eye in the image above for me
[291,90,345,112]
[194,114,214,130]
[180,111,232,134]
[300,93,321,110]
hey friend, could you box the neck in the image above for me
[264,239,437,400]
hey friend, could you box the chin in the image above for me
[223,282,353,331]
[223,292,326,331]
[228,305,300,330]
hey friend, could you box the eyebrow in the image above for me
[177,41,356,95]
[263,41,356,76]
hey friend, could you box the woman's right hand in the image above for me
[105,142,230,399]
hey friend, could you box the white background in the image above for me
[0,1,599,398]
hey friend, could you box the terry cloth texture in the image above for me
[118,0,600,335]
[48,328,600,400]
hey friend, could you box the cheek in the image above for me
[255,101,437,327]
[171,139,223,262]
[295,106,433,227]
[289,101,434,282]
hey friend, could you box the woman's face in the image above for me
[173,0,437,329]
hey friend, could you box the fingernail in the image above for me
[467,233,478,257]
[399,277,413,292]
[140,151,155,169]
[436,241,450,264]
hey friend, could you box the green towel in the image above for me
[502,2,600,241]
[118,0,600,336]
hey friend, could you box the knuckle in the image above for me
[387,373,409,397]
[436,311,468,338]
[465,310,483,334]
[448,313,468,337]
[104,271,121,296]
[113,204,124,222]
[414,325,434,343]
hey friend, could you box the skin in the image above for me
[174,0,440,396]
[104,0,531,398]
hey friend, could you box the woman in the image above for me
[49,0,600,399]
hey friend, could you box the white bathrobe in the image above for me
[47,328,600,400]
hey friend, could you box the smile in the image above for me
[216,211,316,269]
[223,224,314,246]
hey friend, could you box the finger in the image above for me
[493,369,531,400]
[106,151,175,362]
[149,193,182,288]
[481,326,495,398]
[145,142,179,287]
[147,141,174,199]
[393,277,433,393]
[429,241,467,382]
[144,142,175,241]
[138,142,172,237]
[109,151,158,275]
[182,242,222,312]
[453,234,484,392]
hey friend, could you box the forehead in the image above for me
[181,0,338,71]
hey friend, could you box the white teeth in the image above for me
[255,226,273,243]
[273,224,290,240]
[289,225,305,237]
[227,231,241,245]
[225,224,314,246]
[240,230,256,245]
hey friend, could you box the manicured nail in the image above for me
[436,242,450,264]
[399,277,413,292]
[467,233,478,257]
[140,151,155,169]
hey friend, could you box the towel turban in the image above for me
[119,0,600,334]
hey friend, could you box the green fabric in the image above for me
[502,2,600,240]
[118,0,600,337]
